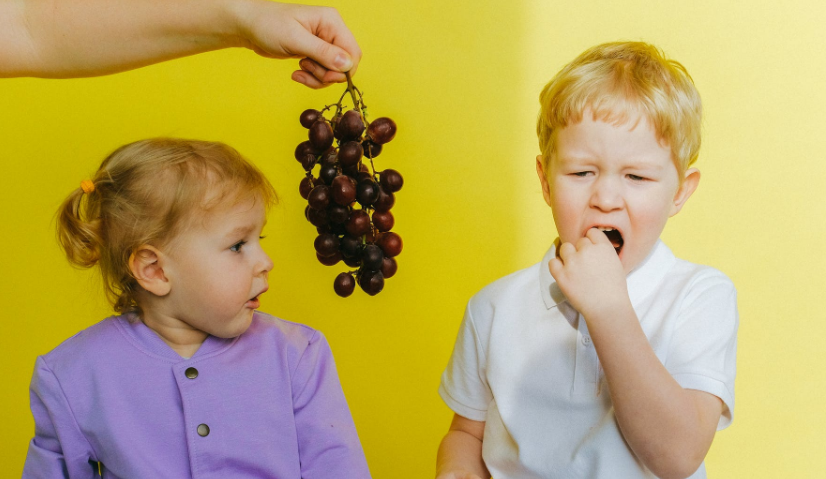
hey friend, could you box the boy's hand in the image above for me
[549,228,631,320]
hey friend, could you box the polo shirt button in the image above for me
[582,336,591,346]
[185,367,198,379]
[197,424,210,437]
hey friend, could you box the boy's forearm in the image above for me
[586,303,719,479]
[436,430,490,479]
[1,0,246,78]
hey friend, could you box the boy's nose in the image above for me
[590,179,624,211]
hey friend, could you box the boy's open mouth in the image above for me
[597,227,623,255]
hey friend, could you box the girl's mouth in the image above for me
[596,227,624,255]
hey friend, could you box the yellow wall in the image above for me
[1,0,824,477]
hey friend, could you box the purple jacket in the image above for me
[23,312,371,478]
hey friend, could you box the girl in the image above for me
[23,138,370,478]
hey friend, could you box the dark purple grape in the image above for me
[367,117,396,144]
[319,147,338,166]
[332,175,357,205]
[338,141,363,167]
[306,207,329,228]
[304,205,312,222]
[334,273,355,297]
[329,222,347,235]
[381,256,397,279]
[295,141,317,162]
[300,153,316,171]
[361,244,384,271]
[299,177,314,199]
[317,251,342,266]
[343,255,361,268]
[319,165,338,185]
[300,109,322,129]
[316,225,331,234]
[336,110,365,141]
[342,165,360,178]
[307,185,331,210]
[377,232,402,257]
[356,180,379,207]
[372,210,394,232]
[328,204,350,224]
[345,210,371,236]
[380,169,404,193]
[373,187,395,212]
[340,235,362,258]
[358,269,384,296]
[314,234,340,257]
[309,121,334,150]
[362,140,382,158]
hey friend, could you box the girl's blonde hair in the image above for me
[57,138,277,314]
[537,41,702,176]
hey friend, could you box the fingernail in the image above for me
[333,54,352,71]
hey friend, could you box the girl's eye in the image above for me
[230,240,247,253]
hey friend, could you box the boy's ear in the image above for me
[536,155,553,207]
[670,167,701,217]
[128,245,171,297]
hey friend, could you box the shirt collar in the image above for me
[115,312,237,362]
[539,239,676,311]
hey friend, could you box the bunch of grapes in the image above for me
[295,73,403,297]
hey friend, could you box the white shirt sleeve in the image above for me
[666,271,739,430]
[438,302,492,422]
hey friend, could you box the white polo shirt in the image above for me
[439,240,738,479]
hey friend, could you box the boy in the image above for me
[436,42,738,479]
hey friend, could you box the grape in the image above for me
[381,256,397,279]
[361,244,384,271]
[306,207,329,227]
[362,140,382,158]
[332,175,357,205]
[328,204,350,224]
[295,141,317,162]
[317,251,342,266]
[377,232,402,257]
[345,210,371,236]
[300,109,322,129]
[319,165,338,185]
[309,121,334,150]
[367,117,397,144]
[334,273,355,297]
[307,185,331,210]
[300,153,316,171]
[338,141,363,167]
[314,233,340,257]
[380,169,404,193]
[319,147,338,167]
[339,235,362,258]
[336,110,365,140]
[343,255,361,268]
[356,180,379,207]
[372,210,394,232]
[373,187,395,212]
[358,269,384,296]
[299,177,314,200]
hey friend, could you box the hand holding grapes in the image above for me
[295,73,403,296]
[549,228,631,321]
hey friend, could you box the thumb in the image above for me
[293,32,353,72]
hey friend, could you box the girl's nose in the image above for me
[258,250,274,275]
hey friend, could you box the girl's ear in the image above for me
[129,245,171,296]
[670,168,701,217]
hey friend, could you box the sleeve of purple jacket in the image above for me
[23,357,97,479]
[291,331,371,479]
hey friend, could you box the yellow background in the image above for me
[2,0,825,477]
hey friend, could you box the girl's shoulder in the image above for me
[244,311,329,354]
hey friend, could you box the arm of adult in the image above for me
[0,0,361,88]
[435,414,490,479]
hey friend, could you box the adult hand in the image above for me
[239,1,362,88]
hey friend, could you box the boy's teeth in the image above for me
[596,227,615,231]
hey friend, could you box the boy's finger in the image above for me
[558,241,575,260]
[586,227,612,245]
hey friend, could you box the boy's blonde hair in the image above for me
[57,138,277,314]
[537,41,702,175]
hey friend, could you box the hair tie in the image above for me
[80,179,96,194]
